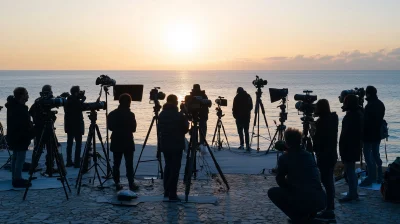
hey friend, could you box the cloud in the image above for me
[205,47,400,70]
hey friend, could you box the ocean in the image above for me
[0,70,399,163]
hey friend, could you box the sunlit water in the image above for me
[0,70,399,163]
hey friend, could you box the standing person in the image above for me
[311,99,338,221]
[190,84,210,147]
[158,95,189,201]
[5,87,34,188]
[268,128,326,223]
[64,86,85,168]
[108,93,137,191]
[232,87,253,151]
[29,85,57,174]
[339,94,364,202]
[360,86,385,186]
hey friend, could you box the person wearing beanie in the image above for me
[108,93,137,191]
[339,94,364,202]
[158,94,189,201]
[360,86,385,187]
[232,87,253,151]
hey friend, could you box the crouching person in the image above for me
[158,95,189,201]
[108,93,137,191]
[268,128,326,223]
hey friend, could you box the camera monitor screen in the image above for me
[113,85,144,102]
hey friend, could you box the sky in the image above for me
[0,0,399,70]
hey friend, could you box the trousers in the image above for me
[363,141,383,182]
[317,158,336,210]
[163,151,183,197]
[66,132,82,164]
[11,150,27,180]
[344,161,358,198]
[113,150,134,184]
[236,119,250,147]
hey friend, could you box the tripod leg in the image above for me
[77,126,94,195]
[51,137,70,200]
[23,132,46,200]
[94,125,113,184]
[217,120,222,150]
[250,101,259,147]
[211,120,219,146]
[91,126,103,187]
[220,122,230,149]
[199,128,230,190]
[266,128,279,154]
[133,117,155,179]
[184,127,197,202]
[259,101,272,140]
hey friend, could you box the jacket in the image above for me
[108,106,136,153]
[190,89,210,120]
[64,95,84,135]
[232,91,253,122]
[158,103,189,153]
[339,109,364,162]
[5,96,34,150]
[363,95,385,142]
[312,112,339,164]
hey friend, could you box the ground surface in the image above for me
[0,174,398,224]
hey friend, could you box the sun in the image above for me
[165,23,198,55]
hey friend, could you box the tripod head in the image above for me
[87,110,98,124]
[215,105,224,119]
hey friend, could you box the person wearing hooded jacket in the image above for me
[158,94,189,201]
[311,99,338,221]
[232,87,253,151]
[360,86,385,186]
[339,94,364,202]
[6,87,34,188]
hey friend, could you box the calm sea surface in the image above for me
[0,70,399,163]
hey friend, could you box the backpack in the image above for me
[380,119,389,140]
[381,158,400,203]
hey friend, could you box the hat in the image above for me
[237,87,244,94]
[193,84,201,91]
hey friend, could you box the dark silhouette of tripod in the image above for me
[211,105,230,150]
[75,110,112,195]
[133,100,164,180]
[250,87,272,151]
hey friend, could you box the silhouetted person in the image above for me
[64,86,85,168]
[29,84,57,175]
[6,87,34,188]
[268,128,326,223]
[311,99,338,221]
[360,86,385,186]
[339,94,363,202]
[158,95,189,201]
[108,93,137,191]
[190,84,210,147]
[232,87,253,151]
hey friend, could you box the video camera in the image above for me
[339,87,365,106]
[82,101,107,111]
[215,96,227,107]
[38,91,68,109]
[252,75,268,88]
[149,87,166,103]
[181,95,212,116]
[96,75,116,86]
[294,90,317,115]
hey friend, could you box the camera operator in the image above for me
[190,84,211,147]
[64,86,85,168]
[5,87,34,188]
[158,95,189,201]
[359,86,385,187]
[29,85,58,174]
[339,94,363,202]
[268,128,326,223]
[108,93,137,191]
[232,87,253,151]
[311,99,338,221]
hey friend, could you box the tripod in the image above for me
[211,105,230,150]
[266,97,288,155]
[301,115,314,154]
[133,100,164,180]
[0,122,12,170]
[76,110,113,195]
[23,114,71,200]
[184,114,229,202]
[250,87,272,151]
